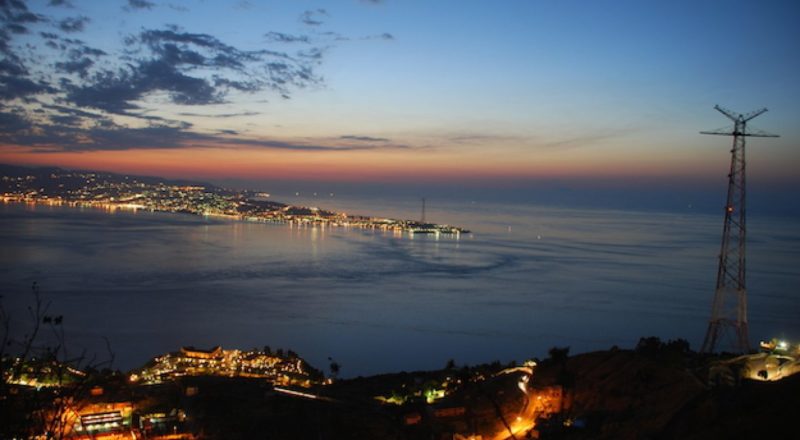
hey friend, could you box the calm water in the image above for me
[1,199,798,376]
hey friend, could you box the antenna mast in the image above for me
[421,197,426,224]
[699,105,778,354]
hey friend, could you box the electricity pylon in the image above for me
[699,105,778,354]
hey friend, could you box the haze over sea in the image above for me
[2,194,798,377]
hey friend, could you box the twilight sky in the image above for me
[0,0,798,194]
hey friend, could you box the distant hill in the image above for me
[0,163,224,191]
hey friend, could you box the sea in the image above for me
[1,196,798,377]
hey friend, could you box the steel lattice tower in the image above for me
[699,105,778,354]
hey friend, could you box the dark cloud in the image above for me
[1,6,53,85]
[14,12,44,24]
[5,23,28,34]
[318,31,395,43]
[63,26,321,113]
[48,0,74,7]
[58,16,89,33]
[0,105,191,151]
[212,77,261,93]
[0,5,343,155]
[449,134,517,143]
[0,0,29,16]
[1,1,45,31]
[362,32,394,40]
[538,130,633,150]
[0,75,53,100]
[300,9,327,26]
[78,45,106,57]
[297,47,325,60]
[65,69,148,113]
[340,135,390,142]
[0,21,43,68]
[40,103,104,119]
[125,0,155,11]
[0,58,26,75]
[49,113,82,126]
[138,28,241,54]
[319,31,349,41]
[54,56,93,77]
[0,105,32,132]
[264,32,310,44]
[166,3,188,12]
[38,31,107,58]
[225,138,407,152]
[178,111,261,118]
[0,104,406,152]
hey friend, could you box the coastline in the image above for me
[0,194,470,236]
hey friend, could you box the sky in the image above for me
[0,0,798,203]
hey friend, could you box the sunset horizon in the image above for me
[1,1,798,193]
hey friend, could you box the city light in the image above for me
[1,171,468,235]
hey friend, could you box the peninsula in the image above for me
[0,164,468,235]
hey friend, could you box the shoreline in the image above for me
[0,195,470,237]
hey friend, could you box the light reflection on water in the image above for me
[1,200,798,377]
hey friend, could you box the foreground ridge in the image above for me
[3,338,799,439]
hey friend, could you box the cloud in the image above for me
[39,33,107,76]
[362,32,394,41]
[319,31,350,41]
[360,0,384,4]
[225,138,397,152]
[0,4,357,156]
[538,130,633,150]
[63,26,321,113]
[0,57,27,75]
[340,135,390,142]
[0,0,46,40]
[445,131,630,151]
[0,105,32,132]
[166,3,188,12]
[300,9,328,26]
[318,31,395,43]
[449,134,521,144]
[40,103,105,119]
[54,57,94,77]
[264,31,310,44]
[297,47,325,60]
[39,31,105,51]
[0,105,408,152]
[58,16,89,33]
[0,75,53,100]
[125,0,155,11]
[48,0,74,7]
[178,111,261,118]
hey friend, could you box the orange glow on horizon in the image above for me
[1,142,793,185]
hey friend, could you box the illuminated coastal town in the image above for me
[3,339,799,439]
[0,165,468,236]
[128,345,322,387]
